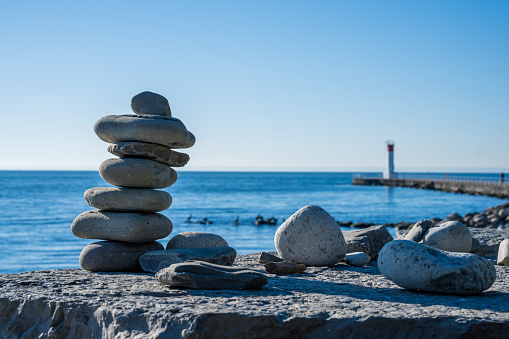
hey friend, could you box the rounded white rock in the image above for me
[345,252,371,267]
[274,205,347,266]
[378,239,496,295]
[423,221,472,253]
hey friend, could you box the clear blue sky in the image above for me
[1,1,508,172]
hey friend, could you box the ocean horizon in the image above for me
[0,170,506,274]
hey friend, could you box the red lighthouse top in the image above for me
[387,144,394,152]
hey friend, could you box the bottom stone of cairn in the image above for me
[80,240,164,272]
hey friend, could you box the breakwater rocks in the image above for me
[71,91,195,272]
[338,201,509,231]
[2,253,509,338]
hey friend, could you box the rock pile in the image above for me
[71,91,195,272]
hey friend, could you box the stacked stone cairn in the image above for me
[71,91,195,272]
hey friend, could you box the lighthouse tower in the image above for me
[383,140,397,179]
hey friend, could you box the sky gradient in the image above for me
[1,1,508,172]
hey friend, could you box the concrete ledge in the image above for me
[1,254,508,338]
[353,178,509,199]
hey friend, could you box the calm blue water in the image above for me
[0,171,506,274]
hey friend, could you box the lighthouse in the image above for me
[383,141,397,179]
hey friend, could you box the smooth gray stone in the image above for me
[84,187,172,212]
[470,238,480,253]
[99,158,177,189]
[343,225,393,259]
[264,261,306,275]
[275,205,347,266]
[139,246,237,273]
[79,241,164,272]
[156,261,268,289]
[498,239,509,266]
[108,141,189,167]
[166,232,228,249]
[423,221,472,253]
[345,252,371,267]
[378,240,496,296]
[94,114,195,149]
[131,91,171,116]
[71,210,172,243]
[404,220,433,242]
[258,252,284,264]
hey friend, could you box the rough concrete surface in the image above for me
[1,252,508,338]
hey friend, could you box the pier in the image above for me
[353,177,509,199]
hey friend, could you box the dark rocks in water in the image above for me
[336,221,353,227]
[445,212,464,223]
[258,252,283,264]
[156,261,268,289]
[264,261,307,275]
[351,222,374,228]
[139,246,237,273]
[343,225,393,259]
[395,221,413,229]
[79,240,164,272]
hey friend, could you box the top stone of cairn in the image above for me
[131,91,171,117]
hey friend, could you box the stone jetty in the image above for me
[71,91,195,272]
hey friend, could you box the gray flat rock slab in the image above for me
[1,253,509,338]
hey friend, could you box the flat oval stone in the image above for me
[71,210,172,243]
[274,205,347,266]
[80,241,164,272]
[94,114,195,149]
[345,252,371,267]
[84,187,172,212]
[378,240,496,295]
[156,261,268,290]
[131,91,171,116]
[423,221,472,253]
[166,232,228,249]
[107,141,189,167]
[99,158,177,189]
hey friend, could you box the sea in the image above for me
[0,171,506,274]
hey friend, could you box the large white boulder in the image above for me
[423,221,472,252]
[274,205,347,266]
[378,240,496,295]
